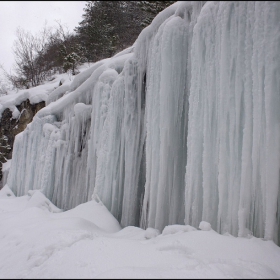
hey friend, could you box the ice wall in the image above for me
[139,3,201,230]
[6,1,280,244]
[185,1,280,244]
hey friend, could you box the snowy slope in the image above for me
[0,187,280,279]
[3,0,280,248]
[0,63,94,119]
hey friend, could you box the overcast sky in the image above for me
[0,1,86,73]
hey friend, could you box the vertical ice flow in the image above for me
[185,1,280,243]
[5,1,280,244]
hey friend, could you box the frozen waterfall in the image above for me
[6,1,280,244]
[185,1,280,243]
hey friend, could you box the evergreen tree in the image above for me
[137,1,176,27]
[75,1,145,62]
[3,1,176,90]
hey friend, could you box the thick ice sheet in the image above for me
[185,1,280,244]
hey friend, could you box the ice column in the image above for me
[93,57,146,227]
[185,1,280,243]
[140,15,190,231]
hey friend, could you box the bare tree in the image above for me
[0,64,19,92]
[2,21,84,90]
[12,24,53,88]
[0,82,8,96]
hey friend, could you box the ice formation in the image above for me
[5,1,280,244]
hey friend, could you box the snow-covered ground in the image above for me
[1,2,280,278]
[0,63,94,119]
[0,186,280,279]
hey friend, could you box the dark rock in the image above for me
[0,99,45,184]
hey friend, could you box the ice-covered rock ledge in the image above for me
[0,65,94,185]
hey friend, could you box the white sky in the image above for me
[0,1,86,73]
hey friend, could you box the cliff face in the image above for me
[0,99,45,184]
[4,1,280,245]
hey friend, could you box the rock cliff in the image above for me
[0,99,45,184]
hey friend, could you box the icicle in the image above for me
[5,1,280,244]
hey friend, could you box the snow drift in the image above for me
[1,188,279,278]
[6,1,280,244]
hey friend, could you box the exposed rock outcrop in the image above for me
[0,99,45,184]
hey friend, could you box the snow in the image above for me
[0,189,280,278]
[26,190,62,213]
[4,0,280,243]
[0,184,15,198]
[1,2,280,277]
[2,158,11,172]
[0,63,94,118]
[46,84,70,105]
[199,221,212,231]
[145,227,160,239]
[57,199,121,233]
[1,159,11,187]
[162,224,197,236]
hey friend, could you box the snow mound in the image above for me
[26,190,62,213]
[57,200,121,233]
[199,221,212,231]
[113,226,146,240]
[162,224,197,236]
[0,185,15,198]
[145,227,160,239]
[0,193,280,278]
